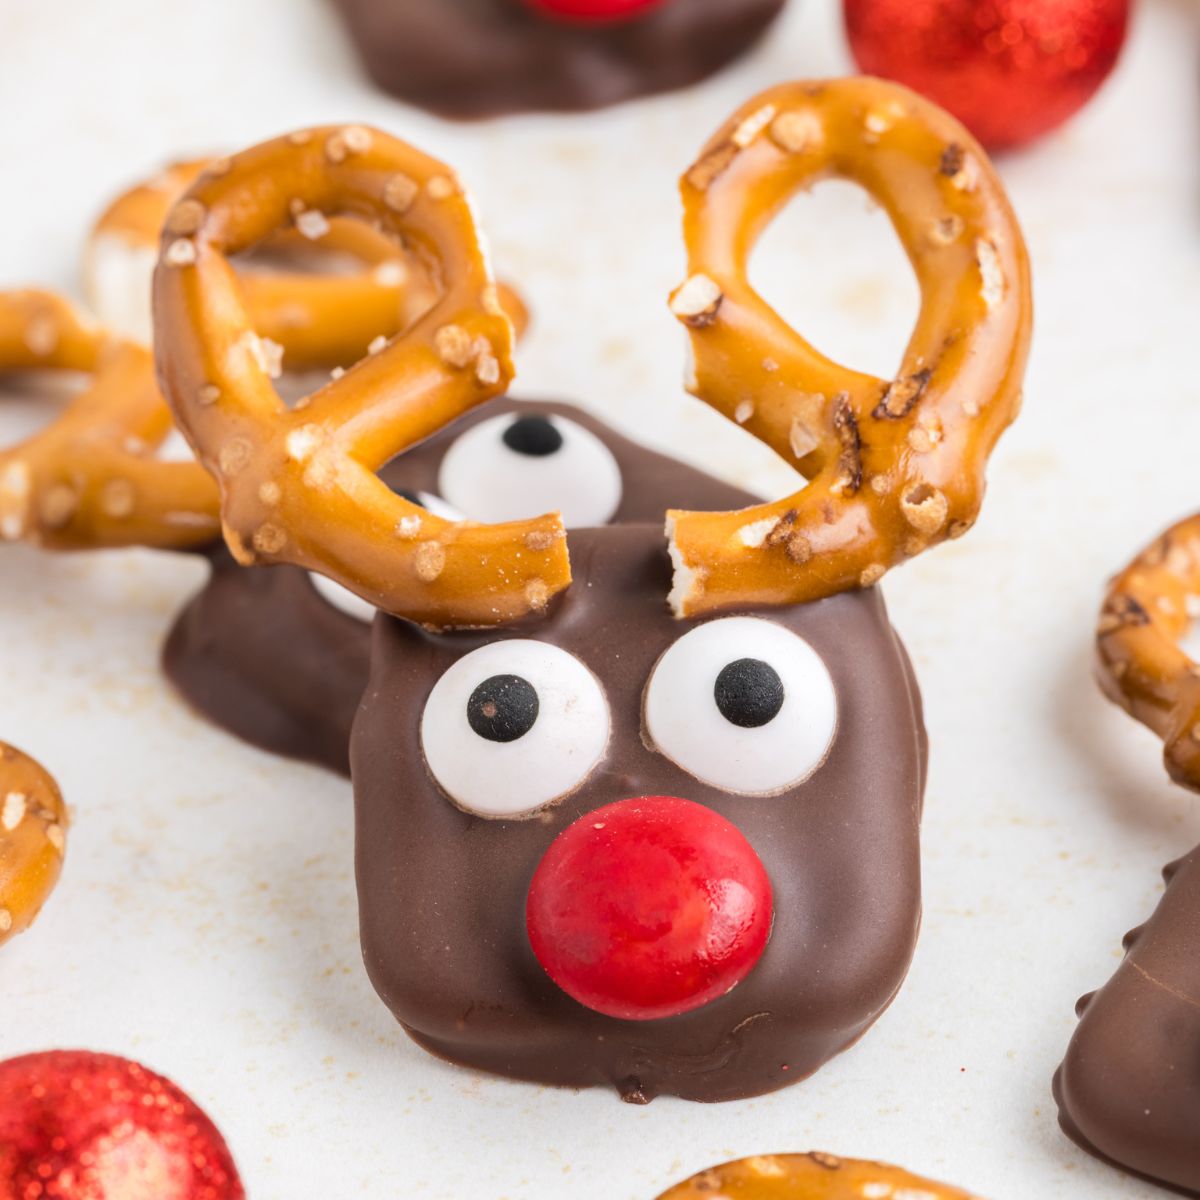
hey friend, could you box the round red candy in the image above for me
[844,0,1131,150]
[521,0,669,24]
[526,796,773,1021]
[0,1050,244,1200]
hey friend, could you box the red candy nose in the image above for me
[520,0,669,24]
[526,796,773,1021]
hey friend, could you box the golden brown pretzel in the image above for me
[87,156,528,368]
[1096,514,1200,790]
[154,125,570,630]
[655,1153,983,1199]
[667,78,1032,618]
[0,290,218,550]
[0,741,67,947]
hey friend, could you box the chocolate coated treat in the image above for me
[162,399,756,775]
[331,0,787,119]
[352,523,927,1102]
[1055,845,1200,1196]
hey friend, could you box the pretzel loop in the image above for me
[1097,515,1200,791]
[0,290,218,550]
[155,126,569,629]
[667,78,1032,617]
[0,741,68,947]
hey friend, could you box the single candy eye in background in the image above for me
[437,412,623,529]
[309,489,462,623]
[644,616,837,795]
[422,640,610,818]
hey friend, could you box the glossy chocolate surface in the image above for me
[1055,845,1200,1196]
[352,523,927,1102]
[331,0,787,119]
[162,399,757,775]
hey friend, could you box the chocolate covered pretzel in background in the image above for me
[332,0,788,119]
[1055,514,1200,1195]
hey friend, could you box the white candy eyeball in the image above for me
[421,640,610,818]
[644,616,837,796]
[309,490,462,624]
[437,412,623,528]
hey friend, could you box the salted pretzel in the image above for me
[1095,515,1200,789]
[655,1153,982,1199]
[0,741,67,947]
[87,156,528,368]
[154,125,570,629]
[0,290,218,550]
[667,78,1032,618]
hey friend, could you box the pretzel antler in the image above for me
[153,125,570,630]
[1096,515,1200,791]
[0,290,218,550]
[88,156,530,368]
[666,78,1032,617]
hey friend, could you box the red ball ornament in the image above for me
[0,1051,244,1200]
[526,796,773,1021]
[844,0,1131,150]
[520,0,669,24]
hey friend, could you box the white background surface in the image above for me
[1,0,1199,1196]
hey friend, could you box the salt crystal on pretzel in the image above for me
[87,156,529,368]
[0,741,67,947]
[153,126,569,630]
[655,1152,984,1199]
[1095,513,1200,790]
[667,78,1033,618]
[0,290,218,550]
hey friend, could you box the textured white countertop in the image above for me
[2,0,1200,1196]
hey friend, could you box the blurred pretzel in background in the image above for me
[655,1153,983,1199]
[86,156,528,367]
[1096,514,1200,789]
[0,289,218,550]
[0,741,67,949]
[154,125,569,629]
[667,77,1032,618]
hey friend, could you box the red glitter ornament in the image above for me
[0,1051,244,1200]
[844,0,1131,150]
[527,796,773,1021]
[521,0,669,24]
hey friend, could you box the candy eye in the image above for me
[437,412,623,528]
[422,640,610,818]
[644,616,837,795]
[308,489,461,623]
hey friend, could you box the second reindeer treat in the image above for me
[1056,514,1200,1196]
[154,77,1031,1102]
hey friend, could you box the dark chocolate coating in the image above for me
[351,523,927,1102]
[162,399,757,775]
[1055,846,1200,1196]
[331,0,787,119]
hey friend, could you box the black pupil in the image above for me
[502,415,564,457]
[467,674,540,743]
[714,658,785,729]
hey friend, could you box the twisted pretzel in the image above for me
[655,1153,982,1199]
[87,157,528,367]
[0,290,218,550]
[667,78,1032,617]
[154,125,570,630]
[1096,514,1200,791]
[0,741,67,947]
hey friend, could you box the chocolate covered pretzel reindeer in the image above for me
[1055,515,1200,1195]
[155,83,1030,1102]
